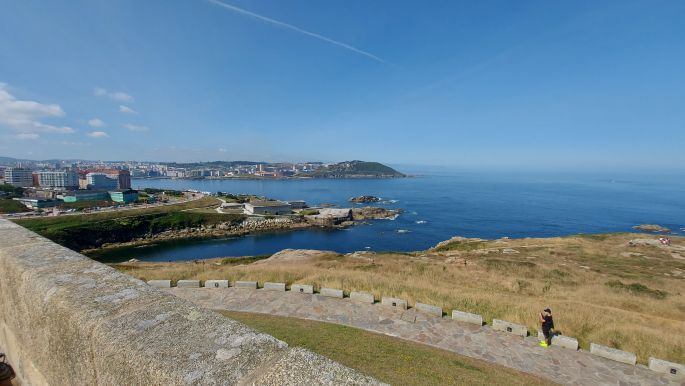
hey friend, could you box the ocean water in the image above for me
[90,170,685,263]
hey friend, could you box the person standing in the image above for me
[539,308,554,347]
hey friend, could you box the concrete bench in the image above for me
[451,310,483,325]
[648,357,684,379]
[381,297,407,310]
[291,284,314,294]
[350,291,374,304]
[176,280,200,288]
[415,303,442,316]
[204,280,229,288]
[264,282,286,291]
[492,319,527,337]
[235,281,258,289]
[319,288,343,298]
[590,343,636,365]
[147,280,171,288]
[536,331,578,350]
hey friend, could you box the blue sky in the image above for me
[1,0,683,169]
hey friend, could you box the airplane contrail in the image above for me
[206,0,387,64]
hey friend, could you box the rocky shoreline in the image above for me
[85,207,401,254]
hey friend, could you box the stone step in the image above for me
[235,281,258,289]
[381,297,407,310]
[264,282,286,291]
[147,280,171,288]
[291,284,314,294]
[590,343,636,365]
[320,288,343,298]
[451,309,483,325]
[177,280,200,288]
[492,319,527,337]
[415,302,442,316]
[204,280,229,288]
[350,291,374,304]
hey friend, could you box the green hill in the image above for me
[301,161,405,178]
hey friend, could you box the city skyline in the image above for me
[1,1,684,170]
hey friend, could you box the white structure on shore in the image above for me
[244,200,292,215]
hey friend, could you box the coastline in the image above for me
[84,208,401,256]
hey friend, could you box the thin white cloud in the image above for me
[16,133,40,140]
[94,87,133,102]
[207,0,387,64]
[123,123,150,132]
[87,131,109,138]
[219,148,227,152]
[0,83,75,135]
[88,118,105,127]
[119,105,137,114]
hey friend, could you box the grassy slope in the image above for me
[0,199,31,214]
[12,197,246,250]
[220,311,553,386]
[115,233,685,364]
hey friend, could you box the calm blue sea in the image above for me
[90,169,685,263]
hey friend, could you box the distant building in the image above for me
[115,170,132,189]
[244,200,292,215]
[61,191,110,202]
[86,173,118,190]
[4,168,33,187]
[109,189,138,203]
[37,170,78,190]
[288,200,307,209]
[12,197,58,209]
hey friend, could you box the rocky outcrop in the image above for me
[351,207,401,220]
[256,249,339,264]
[349,196,381,203]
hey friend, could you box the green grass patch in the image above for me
[605,280,668,299]
[220,311,552,386]
[0,199,31,214]
[220,255,271,265]
[58,200,116,210]
[13,197,242,251]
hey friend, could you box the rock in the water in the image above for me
[349,195,381,203]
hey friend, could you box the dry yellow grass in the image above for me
[112,233,685,364]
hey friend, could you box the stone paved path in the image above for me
[167,288,682,386]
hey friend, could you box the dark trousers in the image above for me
[542,328,552,345]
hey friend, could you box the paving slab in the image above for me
[167,288,680,386]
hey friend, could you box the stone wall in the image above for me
[0,219,381,385]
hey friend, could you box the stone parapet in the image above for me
[0,219,381,385]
